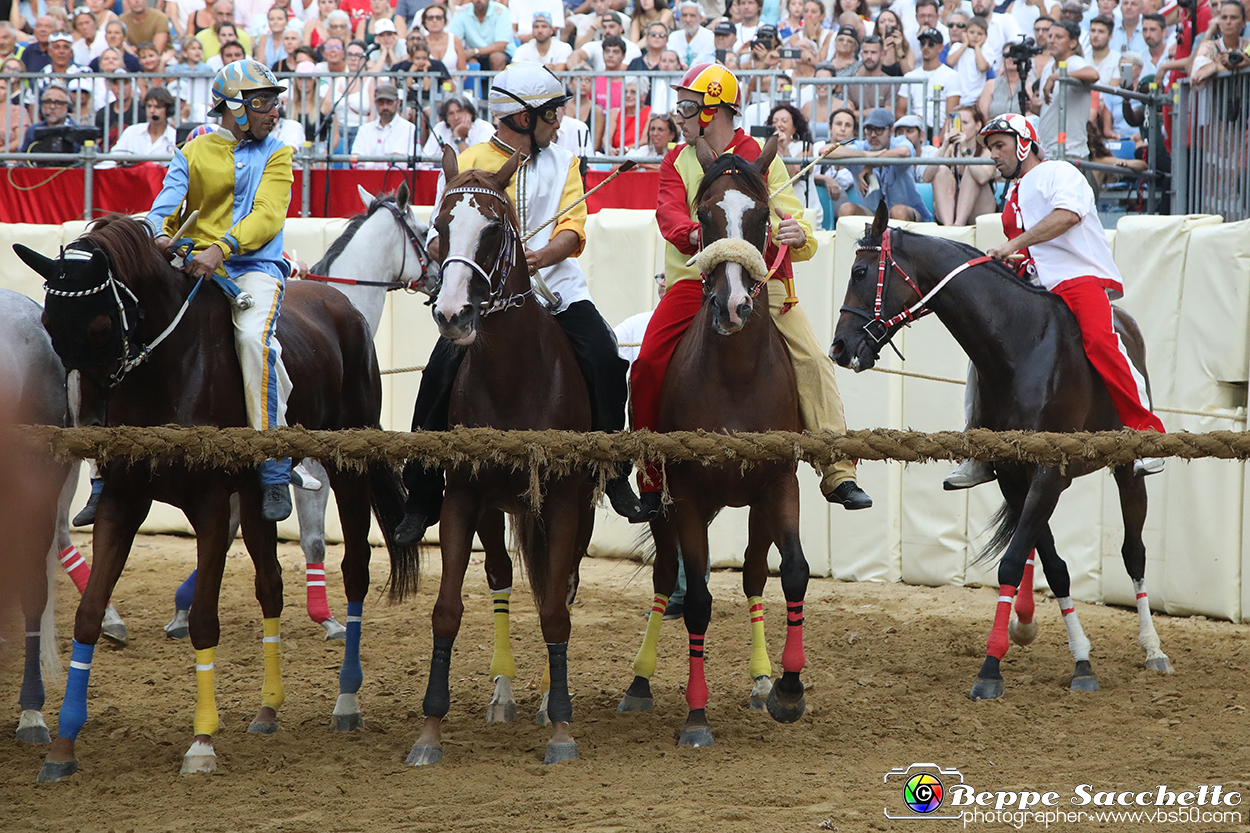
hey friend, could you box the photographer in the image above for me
[876,9,915,74]
[1190,0,1249,85]
[22,82,101,162]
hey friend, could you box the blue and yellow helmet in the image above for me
[211,59,284,132]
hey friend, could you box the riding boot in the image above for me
[396,340,465,546]
[72,477,103,527]
[944,459,996,490]
[604,461,649,522]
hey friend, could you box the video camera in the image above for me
[1003,35,1045,65]
[30,124,104,163]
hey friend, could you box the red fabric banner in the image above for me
[0,165,661,224]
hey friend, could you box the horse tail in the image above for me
[975,501,1021,567]
[515,512,552,608]
[370,463,421,601]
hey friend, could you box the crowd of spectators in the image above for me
[0,0,1246,223]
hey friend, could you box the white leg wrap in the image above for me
[1133,580,1166,660]
[333,693,360,717]
[1058,597,1091,663]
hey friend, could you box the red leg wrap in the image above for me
[783,601,806,673]
[1015,554,1036,625]
[305,562,331,623]
[59,545,91,595]
[987,585,1016,660]
[686,634,708,710]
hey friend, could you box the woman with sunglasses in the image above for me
[320,38,375,155]
[419,5,465,72]
[71,6,105,64]
[629,0,675,45]
[629,21,672,71]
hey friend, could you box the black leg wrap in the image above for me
[545,643,572,725]
[20,634,45,712]
[422,636,455,719]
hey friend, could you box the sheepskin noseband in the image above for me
[689,237,768,282]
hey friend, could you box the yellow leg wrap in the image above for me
[261,617,285,711]
[632,593,669,680]
[747,595,772,680]
[489,590,516,680]
[194,647,219,737]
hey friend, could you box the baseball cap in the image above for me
[49,32,73,44]
[374,18,396,34]
[863,107,895,128]
[714,18,736,35]
[918,27,944,44]
[836,25,860,40]
[374,82,400,100]
[894,114,925,130]
[603,11,623,24]
[755,23,778,40]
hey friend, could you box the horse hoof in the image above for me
[17,725,52,745]
[333,712,363,732]
[970,677,1004,701]
[320,617,347,641]
[616,693,654,712]
[1145,656,1175,674]
[765,686,806,724]
[247,720,280,735]
[164,610,190,640]
[749,675,773,710]
[1070,674,1100,692]
[485,701,517,723]
[180,741,217,776]
[1008,615,1038,646]
[543,742,579,764]
[405,744,443,766]
[677,726,715,748]
[535,708,550,727]
[36,759,77,783]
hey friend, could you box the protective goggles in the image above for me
[674,99,704,119]
[243,92,281,113]
[534,103,561,124]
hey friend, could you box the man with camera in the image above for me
[1190,0,1249,84]
[23,82,101,161]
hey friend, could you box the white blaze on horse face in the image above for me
[717,189,756,326]
[434,196,492,325]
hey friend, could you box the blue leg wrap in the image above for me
[260,459,292,486]
[89,477,103,495]
[339,600,363,695]
[174,569,197,611]
[58,640,95,741]
[19,632,45,712]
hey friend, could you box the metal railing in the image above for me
[1172,71,1250,221]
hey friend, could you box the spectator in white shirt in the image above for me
[511,0,565,42]
[569,11,643,66]
[512,11,574,67]
[108,86,177,161]
[904,26,960,132]
[908,0,949,55]
[352,82,418,168]
[945,15,991,107]
[970,0,1023,70]
[669,1,717,66]
[1087,15,1122,84]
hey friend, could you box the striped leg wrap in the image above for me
[261,618,285,711]
[1058,596,1091,662]
[782,600,806,674]
[305,563,331,624]
[686,634,708,710]
[20,631,45,713]
[194,647,219,737]
[58,546,91,595]
[490,589,516,680]
[58,640,94,741]
[632,593,668,680]
[747,596,771,680]
[987,585,1016,660]
[1015,554,1036,624]
[339,601,364,695]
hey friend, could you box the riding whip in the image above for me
[521,159,637,245]
[767,139,854,200]
[169,210,200,269]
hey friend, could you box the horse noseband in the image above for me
[440,186,534,316]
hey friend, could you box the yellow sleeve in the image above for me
[221,144,294,257]
[766,153,818,264]
[552,154,587,257]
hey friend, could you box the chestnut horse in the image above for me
[830,201,1171,701]
[16,216,418,781]
[617,137,812,747]
[404,148,595,767]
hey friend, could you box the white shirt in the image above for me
[512,37,574,66]
[554,114,592,155]
[982,12,1023,72]
[1038,54,1092,159]
[578,38,643,70]
[111,121,178,156]
[421,117,496,160]
[667,26,716,67]
[432,140,593,313]
[906,62,960,130]
[1009,159,1122,295]
[614,310,652,364]
[951,43,989,105]
[352,116,417,167]
[273,118,305,149]
[510,0,565,36]
[1089,49,1120,86]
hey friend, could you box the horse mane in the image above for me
[444,168,522,231]
[694,152,771,207]
[84,214,172,282]
[313,191,400,274]
[859,225,1054,296]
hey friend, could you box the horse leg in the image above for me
[1113,465,1172,673]
[743,506,773,710]
[762,478,809,724]
[481,509,518,724]
[237,484,285,735]
[406,489,477,766]
[16,518,55,745]
[536,492,584,764]
[294,460,346,640]
[166,491,236,641]
[618,513,680,713]
[971,469,1066,701]
[1032,524,1100,691]
[55,466,128,648]
[179,487,234,775]
[538,495,592,728]
[329,469,373,732]
[40,489,150,783]
[673,503,715,747]
[1009,551,1039,646]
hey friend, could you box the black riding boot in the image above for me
[396,340,464,546]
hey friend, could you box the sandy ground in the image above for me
[3,533,1250,833]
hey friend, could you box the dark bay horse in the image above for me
[617,137,812,747]
[15,215,418,781]
[830,201,1172,701]
[404,148,595,767]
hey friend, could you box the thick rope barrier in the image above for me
[11,425,1250,477]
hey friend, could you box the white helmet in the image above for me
[487,62,569,120]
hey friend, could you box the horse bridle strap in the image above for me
[440,185,535,316]
[303,199,433,293]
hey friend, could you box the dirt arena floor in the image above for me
[3,533,1250,833]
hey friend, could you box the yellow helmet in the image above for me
[675,63,741,127]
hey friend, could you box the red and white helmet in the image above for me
[978,114,1039,164]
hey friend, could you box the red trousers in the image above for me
[1052,278,1166,433]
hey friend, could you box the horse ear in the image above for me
[492,150,523,191]
[695,136,717,172]
[871,197,890,239]
[441,143,459,182]
[395,180,410,210]
[13,244,56,280]
[356,184,376,209]
[756,133,779,175]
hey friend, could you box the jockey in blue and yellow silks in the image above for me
[144,59,296,522]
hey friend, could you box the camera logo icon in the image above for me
[884,763,964,820]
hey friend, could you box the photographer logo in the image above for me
[885,763,965,820]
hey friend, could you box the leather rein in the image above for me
[437,185,539,316]
[302,200,433,292]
